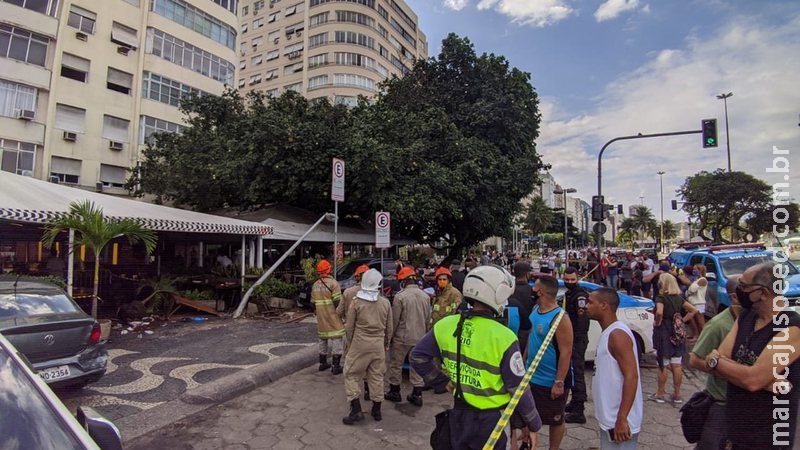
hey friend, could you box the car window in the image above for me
[703,257,718,277]
[689,255,704,267]
[369,262,396,276]
[336,261,360,279]
[0,293,79,318]
[719,254,799,277]
[0,351,84,449]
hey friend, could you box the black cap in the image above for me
[451,259,461,266]
[513,262,531,277]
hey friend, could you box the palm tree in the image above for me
[618,218,638,249]
[630,206,658,241]
[661,219,679,242]
[523,196,554,237]
[42,200,158,318]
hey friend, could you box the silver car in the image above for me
[0,278,107,387]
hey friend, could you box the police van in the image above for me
[666,243,800,310]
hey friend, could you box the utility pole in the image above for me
[658,171,665,255]
[716,92,733,172]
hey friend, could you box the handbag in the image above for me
[679,390,714,443]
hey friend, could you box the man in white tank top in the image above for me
[585,287,644,449]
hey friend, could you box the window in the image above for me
[100,164,128,188]
[248,73,261,84]
[379,45,389,59]
[334,31,374,49]
[0,79,37,118]
[335,52,384,75]
[210,0,238,14]
[309,32,328,48]
[251,36,263,48]
[1,0,58,16]
[54,104,85,133]
[0,24,49,66]
[309,12,329,27]
[285,22,304,35]
[283,62,303,75]
[265,68,277,80]
[336,11,374,28]
[111,22,139,49]
[335,95,357,107]
[268,12,278,23]
[391,55,410,74]
[107,68,133,94]
[390,0,416,30]
[67,6,96,35]
[240,59,246,69]
[378,24,388,39]
[60,53,90,82]
[139,114,187,144]
[241,4,248,15]
[102,115,130,143]
[253,18,263,29]
[265,49,279,60]
[251,55,262,65]
[284,4,296,16]
[265,88,278,97]
[308,74,328,89]
[141,72,207,107]
[238,78,245,88]
[50,156,81,184]
[377,4,388,20]
[268,30,280,42]
[283,42,303,55]
[0,138,35,175]
[150,0,237,49]
[311,0,374,7]
[308,53,327,68]
[241,22,248,34]
[390,17,415,47]
[284,82,302,92]
[123,0,140,6]
[334,73,375,91]
[145,29,236,84]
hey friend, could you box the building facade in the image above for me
[237,0,427,104]
[0,0,238,192]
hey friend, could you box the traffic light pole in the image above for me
[596,129,702,256]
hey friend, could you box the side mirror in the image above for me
[77,407,123,450]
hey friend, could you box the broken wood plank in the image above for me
[168,295,223,318]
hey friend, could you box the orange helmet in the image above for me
[316,260,332,275]
[397,267,416,281]
[354,264,369,278]
[435,267,452,279]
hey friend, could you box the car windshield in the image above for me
[336,261,362,279]
[0,293,78,319]
[0,350,83,449]
[719,254,799,277]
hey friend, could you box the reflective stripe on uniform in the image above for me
[319,329,346,338]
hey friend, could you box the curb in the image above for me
[117,344,317,443]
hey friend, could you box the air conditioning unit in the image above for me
[287,34,292,40]
[16,109,35,120]
[49,176,60,184]
[109,141,124,151]
[117,46,131,55]
[75,31,88,41]
[296,31,302,37]
[95,182,103,192]
[63,131,77,142]
[265,73,273,80]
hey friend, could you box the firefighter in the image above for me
[312,259,344,375]
[386,266,431,406]
[342,269,393,425]
[430,267,463,325]
[338,264,369,322]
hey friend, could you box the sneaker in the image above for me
[648,393,666,404]
[671,395,683,404]
[564,412,586,424]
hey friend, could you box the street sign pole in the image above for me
[331,158,345,275]
[375,211,391,281]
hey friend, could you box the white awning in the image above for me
[0,171,271,236]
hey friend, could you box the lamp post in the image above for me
[716,92,733,172]
[554,188,577,264]
[657,171,665,255]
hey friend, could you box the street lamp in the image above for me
[716,92,733,172]
[554,187,577,264]
[657,171,665,255]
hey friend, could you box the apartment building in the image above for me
[237,0,427,104]
[0,0,238,192]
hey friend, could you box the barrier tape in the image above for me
[481,310,565,450]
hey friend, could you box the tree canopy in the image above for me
[135,34,544,257]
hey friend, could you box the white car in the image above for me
[555,280,655,362]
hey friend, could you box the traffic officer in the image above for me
[410,265,541,450]
[312,259,345,375]
[386,267,431,406]
[430,267,463,325]
[562,266,590,423]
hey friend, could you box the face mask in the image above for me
[659,265,670,272]
[736,286,758,309]
[437,279,448,289]
[564,282,578,290]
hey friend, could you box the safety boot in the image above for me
[342,399,364,425]
[318,354,330,372]
[385,384,402,403]
[363,381,370,401]
[331,355,343,375]
[406,387,423,407]
[371,401,382,421]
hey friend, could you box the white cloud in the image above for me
[476,0,574,27]
[443,0,469,11]
[594,0,641,22]
[539,15,800,222]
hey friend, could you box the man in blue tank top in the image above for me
[526,275,573,450]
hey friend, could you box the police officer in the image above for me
[562,266,590,423]
[410,265,541,450]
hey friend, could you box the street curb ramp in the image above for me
[117,344,317,443]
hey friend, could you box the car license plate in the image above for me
[39,365,71,382]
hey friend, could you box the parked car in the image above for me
[0,332,123,449]
[667,243,800,310]
[0,278,107,387]
[336,257,399,291]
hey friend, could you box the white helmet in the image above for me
[462,264,513,315]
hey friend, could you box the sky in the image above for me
[404,0,800,223]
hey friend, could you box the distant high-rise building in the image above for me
[0,0,238,191]
[237,0,427,104]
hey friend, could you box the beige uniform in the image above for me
[337,284,360,323]
[312,276,344,355]
[387,284,431,387]
[344,294,393,402]
[431,284,463,325]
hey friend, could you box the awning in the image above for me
[0,171,271,236]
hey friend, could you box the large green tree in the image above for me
[522,196,554,237]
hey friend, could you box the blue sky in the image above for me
[405,0,800,222]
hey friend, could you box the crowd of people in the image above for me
[307,252,798,450]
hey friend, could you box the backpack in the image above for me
[670,312,686,346]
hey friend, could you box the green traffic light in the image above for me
[707,138,716,145]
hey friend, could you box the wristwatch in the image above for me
[554,380,564,387]
[707,354,719,370]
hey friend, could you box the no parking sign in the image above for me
[331,158,345,202]
[375,211,390,248]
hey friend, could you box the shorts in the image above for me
[530,383,568,426]
[662,356,682,366]
[510,410,525,430]
[693,303,706,314]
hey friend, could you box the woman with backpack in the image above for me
[650,274,698,405]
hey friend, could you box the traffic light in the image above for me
[592,195,604,221]
[702,119,718,148]
[671,200,678,210]
[617,204,623,214]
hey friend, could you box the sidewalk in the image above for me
[126,356,704,449]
